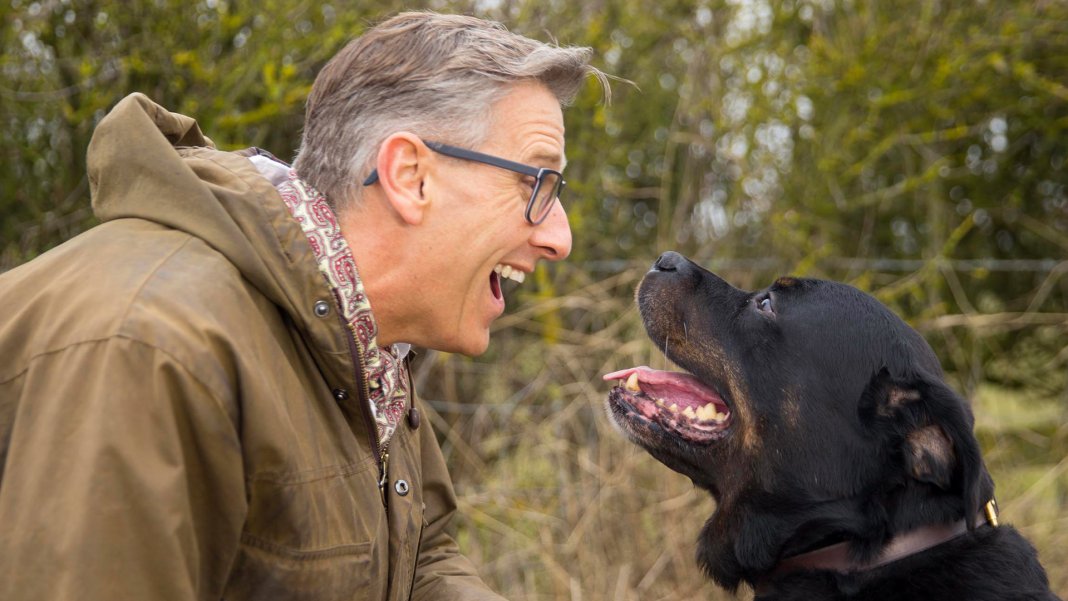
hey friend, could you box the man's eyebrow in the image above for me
[528,151,567,171]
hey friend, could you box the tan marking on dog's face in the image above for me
[780,386,802,429]
[879,386,922,417]
[634,265,761,452]
[774,276,799,288]
[636,284,682,342]
[665,335,762,453]
[906,424,955,482]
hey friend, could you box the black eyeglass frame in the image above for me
[362,140,566,225]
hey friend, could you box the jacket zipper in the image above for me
[332,293,390,509]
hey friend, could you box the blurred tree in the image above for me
[0,0,394,266]
[781,2,1068,395]
[489,0,1068,395]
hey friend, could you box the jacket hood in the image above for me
[87,93,322,321]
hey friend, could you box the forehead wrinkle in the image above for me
[485,82,565,170]
[538,150,567,171]
[522,145,566,172]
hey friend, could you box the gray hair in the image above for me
[292,11,609,211]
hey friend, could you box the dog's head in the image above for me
[605,252,994,590]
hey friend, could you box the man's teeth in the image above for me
[493,264,525,284]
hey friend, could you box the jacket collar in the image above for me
[275,168,409,447]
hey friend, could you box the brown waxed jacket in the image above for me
[0,93,506,601]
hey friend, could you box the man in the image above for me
[0,12,608,601]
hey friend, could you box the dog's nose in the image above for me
[653,251,686,272]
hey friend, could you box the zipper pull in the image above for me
[378,451,390,506]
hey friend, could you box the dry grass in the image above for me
[415,264,1068,600]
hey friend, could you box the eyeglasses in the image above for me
[362,140,566,225]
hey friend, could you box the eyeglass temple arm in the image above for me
[361,141,551,187]
[425,142,544,177]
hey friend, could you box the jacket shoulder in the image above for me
[0,218,274,396]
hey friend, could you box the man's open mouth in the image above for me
[490,263,526,302]
[490,270,503,301]
[603,366,732,444]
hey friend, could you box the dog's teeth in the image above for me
[625,372,641,392]
[669,403,678,412]
[683,406,697,419]
[692,404,729,422]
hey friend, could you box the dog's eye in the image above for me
[755,292,774,314]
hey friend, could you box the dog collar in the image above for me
[754,499,999,596]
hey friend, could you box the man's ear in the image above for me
[373,133,432,225]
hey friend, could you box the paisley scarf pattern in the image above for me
[278,169,408,447]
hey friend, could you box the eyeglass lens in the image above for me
[530,171,562,224]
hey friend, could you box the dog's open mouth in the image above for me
[603,366,732,444]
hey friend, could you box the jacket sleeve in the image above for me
[410,402,508,601]
[0,336,246,601]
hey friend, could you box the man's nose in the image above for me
[531,199,572,261]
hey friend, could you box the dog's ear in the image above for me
[903,423,955,489]
[913,377,986,524]
[860,369,984,521]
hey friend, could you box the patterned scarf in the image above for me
[277,169,408,447]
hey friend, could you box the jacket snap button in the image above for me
[394,479,410,496]
[407,407,420,430]
[332,388,349,402]
[313,300,330,317]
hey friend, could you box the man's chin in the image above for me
[454,333,491,357]
[421,329,491,357]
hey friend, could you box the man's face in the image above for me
[416,81,572,355]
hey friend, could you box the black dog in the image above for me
[604,252,1059,601]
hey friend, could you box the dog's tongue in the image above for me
[603,366,724,411]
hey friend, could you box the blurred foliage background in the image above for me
[2,0,1066,599]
